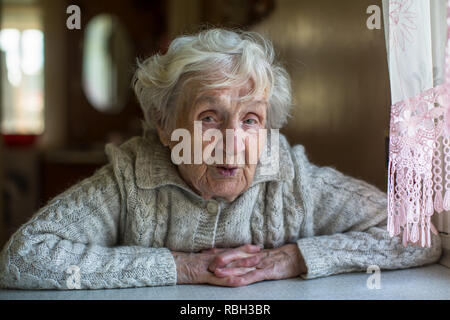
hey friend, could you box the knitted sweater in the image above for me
[0,131,442,289]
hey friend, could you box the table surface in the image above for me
[1,264,449,300]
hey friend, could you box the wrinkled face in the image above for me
[158,80,268,202]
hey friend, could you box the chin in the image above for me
[209,181,245,202]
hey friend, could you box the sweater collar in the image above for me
[135,129,295,193]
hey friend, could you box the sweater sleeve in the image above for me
[291,145,442,280]
[0,164,177,290]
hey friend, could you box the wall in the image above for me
[253,0,390,191]
[167,0,202,38]
[64,0,166,147]
[37,0,68,149]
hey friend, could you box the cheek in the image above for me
[178,163,209,190]
[245,132,267,163]
[243,164,257,180]
[257,134,267,158]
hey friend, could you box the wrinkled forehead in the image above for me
[182,79,269,107]
[194,86,267,105]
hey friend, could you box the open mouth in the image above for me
[215,165,239,177]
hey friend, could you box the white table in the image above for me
[0,264,449,300]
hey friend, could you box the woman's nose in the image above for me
[223,127,246,157]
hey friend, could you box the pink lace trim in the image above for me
[387,1,450,247]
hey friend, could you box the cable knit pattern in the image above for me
[0,131,442,289]
[291,145,442,279]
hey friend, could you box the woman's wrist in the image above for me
[171,251,187,284]
[294,245,308,276]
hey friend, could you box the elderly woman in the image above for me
[0,29,442,289]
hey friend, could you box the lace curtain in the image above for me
[383,0,449,247]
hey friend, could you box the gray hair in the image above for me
[133,28,292,131]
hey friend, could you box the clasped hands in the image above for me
[171,243,307,287]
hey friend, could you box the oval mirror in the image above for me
[82,14,133,114]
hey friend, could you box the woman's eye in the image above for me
[202,116,215,123]
[244,118,257,125]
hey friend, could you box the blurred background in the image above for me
[0,0,390,248]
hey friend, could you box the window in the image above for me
[0,4,44,135]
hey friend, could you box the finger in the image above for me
[214,267,256,278]
[200,248,228,254]
[209,251,256,271]
[202,244,260,255]
[206,273,263,287]
[205,273,244,287]
[239,244,263,253]
[231,269,267,286]
[226,254,264,268]
[208,245,262,271]
[233,268,267,286]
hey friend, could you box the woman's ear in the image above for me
[156,123,171,148]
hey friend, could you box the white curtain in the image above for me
[383,0,450,242]
[382,0,447,104]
